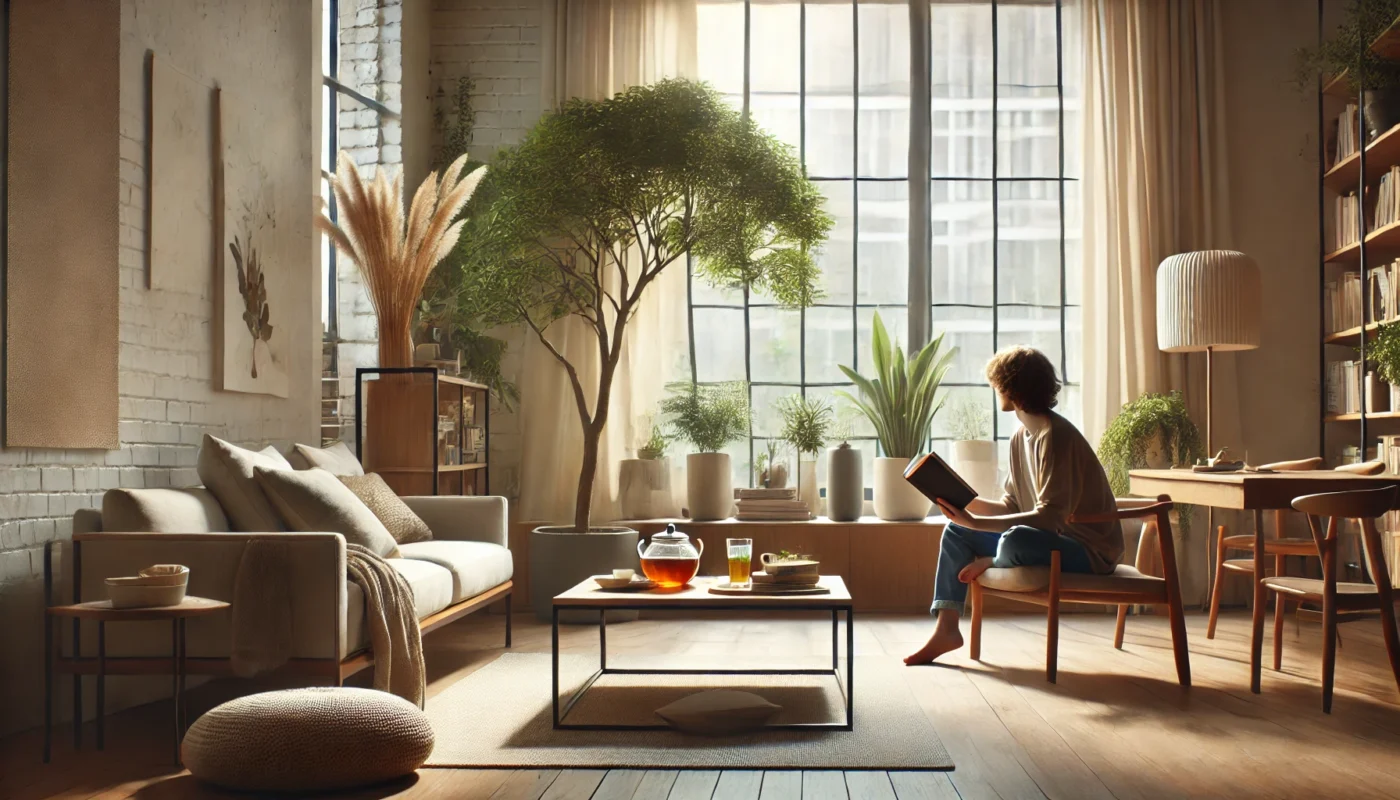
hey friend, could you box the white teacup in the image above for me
[612,568,635,581]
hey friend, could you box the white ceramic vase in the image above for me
[686,452,733,521]
[798,459,820,516]
[618,458,674,519]
[873,456,932,521]
[951,440,999,499]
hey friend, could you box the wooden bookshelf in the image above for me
[355,367,490,497]
[1319,14,1400,466]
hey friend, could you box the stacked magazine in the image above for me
[734,487,810,521]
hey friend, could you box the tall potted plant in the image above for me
[836,313,956,520]
[777,394,833,516]
[662,382,752,521]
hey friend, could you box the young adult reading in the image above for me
[904,345,1120,666]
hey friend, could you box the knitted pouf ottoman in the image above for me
[182,687,434,793]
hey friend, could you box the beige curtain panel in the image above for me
[520,0,698,524]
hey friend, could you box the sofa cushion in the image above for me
[397,541,513,602]
[387,558,455,620]
[254,468,400,558]
[102,487,230,533]
[197,435,292,532]
[289,441,364,476]
[340,474,433,545]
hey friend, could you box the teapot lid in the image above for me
[653,523,689,542]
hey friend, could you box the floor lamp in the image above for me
[1156,250,1262,607]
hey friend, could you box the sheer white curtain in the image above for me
[518,0,697,524]
[1080,0,1238,450]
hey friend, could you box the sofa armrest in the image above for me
[401,495,508,548]
[67,531,348,661]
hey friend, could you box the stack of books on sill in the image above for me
[734,487,811,521]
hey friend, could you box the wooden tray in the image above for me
[709,583,831,596]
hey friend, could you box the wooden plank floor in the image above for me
[3,608,1399,799]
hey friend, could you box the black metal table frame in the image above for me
[551,601,854,731]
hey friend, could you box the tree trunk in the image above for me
[571,355,620,532]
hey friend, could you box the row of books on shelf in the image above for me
[1325,271,1365,331]
[1326,361,1367,414]
[1330,103,1361,167]
[1324,261,1400,334]
[1376,166,1400,229]
[1330,192,1363,252]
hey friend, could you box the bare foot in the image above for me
[958,556,994,584]
[904,628,964,666]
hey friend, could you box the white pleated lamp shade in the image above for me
[1156,250,1262,353]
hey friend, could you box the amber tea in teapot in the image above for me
[637,524,704,588]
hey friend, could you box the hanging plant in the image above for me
[1097,391,1203,534]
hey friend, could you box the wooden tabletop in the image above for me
[1129,468,1400,511]
[46,596,230,621]
[553,575,852,608]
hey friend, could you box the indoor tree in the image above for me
[459,78,832,531]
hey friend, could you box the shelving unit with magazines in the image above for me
[353,367,489,497]
[1319,16,1400,466]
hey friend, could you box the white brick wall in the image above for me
[429,0,541,505]
[0,0,317,737]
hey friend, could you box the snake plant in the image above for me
[835,312,956,459]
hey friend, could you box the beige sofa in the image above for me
[53,491,512,684]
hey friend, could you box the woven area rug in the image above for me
[423,653,952,770]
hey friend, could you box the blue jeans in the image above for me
[931,523,1095,615]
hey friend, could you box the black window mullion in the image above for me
[743,0,754,484]
[1055,0,1067,383]
[849,0,859,411]
[990,0,1000,443]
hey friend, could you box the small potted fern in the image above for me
[1097,390,1203,535]
[946,397,997,498]
[662,381,751,521]
[1369,321,1400,410]
[619,414,675,519]
[777,394,834,516]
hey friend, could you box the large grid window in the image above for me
[692,0,1080,488]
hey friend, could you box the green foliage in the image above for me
[1297,1,1400,92]
[777,394,833,456]
[635,414,673,460]
[835,312,956,459]
[417,75,516,408]
[945,397,991,441]
[662,382,751,454]
[1370,322,1400,385]
[1097,391,1204,497]
[454,78,830,530]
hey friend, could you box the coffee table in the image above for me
[551,575,853,731]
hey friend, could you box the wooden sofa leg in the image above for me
[505,592,513,648]
[1047,551,1061,683]
[969,581,983,661]
[1114,605,1128,650]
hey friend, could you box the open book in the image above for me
[902,451,978,511]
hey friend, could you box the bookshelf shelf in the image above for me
[1326,411,1400,423]
[1325,220,1400,264]
[1323,122,1400,192]
[1322,18,1400,97]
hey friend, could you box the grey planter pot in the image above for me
[826,443,863,521]
[529,526,640,624]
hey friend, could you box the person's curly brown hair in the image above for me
[985,346,1060,413]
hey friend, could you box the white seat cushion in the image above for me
[387,558,455,619]
[979,564,1166,595]
[397,541,513,602]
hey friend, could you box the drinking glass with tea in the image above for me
[727,538,753,588]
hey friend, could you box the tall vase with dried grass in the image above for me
[317,151,487,368]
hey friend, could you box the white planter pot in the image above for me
[798,459,820,516]
[618,458,674,519]
[687,452,734,521]
[951,439,999,499]
[873,456,932,521]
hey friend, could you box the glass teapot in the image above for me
[637,524,704,588]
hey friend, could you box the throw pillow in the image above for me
[339,474,433,545]
[288,441,365,476]
[196,434,294,532]
[654,690,781,735]
[102,487,230,533]
[254,467,401,558]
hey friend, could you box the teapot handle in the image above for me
[637,538,646,559]
[695,538,704,557]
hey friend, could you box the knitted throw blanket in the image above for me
[231,541,426,708]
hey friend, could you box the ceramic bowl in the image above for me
[106,564,189,608]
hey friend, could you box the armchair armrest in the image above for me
[1069,497,1173,524]
[401,496,508,548]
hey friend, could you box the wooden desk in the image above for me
[1129,469,1400,693]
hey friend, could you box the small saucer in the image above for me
[593,575,658,591]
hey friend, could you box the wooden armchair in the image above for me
[967,496,1190,685]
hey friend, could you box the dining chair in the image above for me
[1206,458,1385,655]
[967,496,1190,686]
[1260,485,1400,713]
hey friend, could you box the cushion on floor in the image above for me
[397,540,513,602]
[182,687,433,792]
[655,689,782,735]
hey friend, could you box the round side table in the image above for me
[44,596,230,765]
